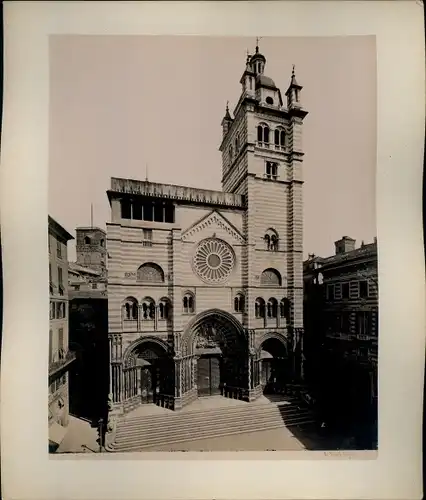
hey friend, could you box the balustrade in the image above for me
[49,350,76,377]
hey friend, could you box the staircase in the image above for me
[107,397,316,452]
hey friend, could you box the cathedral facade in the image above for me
[106,46,308,415]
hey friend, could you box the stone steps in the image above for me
[121,397,298,425]
[117,405,307,438]
[109,399,315,452]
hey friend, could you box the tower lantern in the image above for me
[250,40,266,76]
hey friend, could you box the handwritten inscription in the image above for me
[323,451,355,458]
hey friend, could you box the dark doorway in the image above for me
[135,344,174,405]
[262,357,288,394]
[259,337,289,395]
[140,364,164,404]
[197,355,221,397]
[140,365,155,404]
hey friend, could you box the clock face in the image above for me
[193,238,235,284]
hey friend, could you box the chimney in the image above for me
[334,236,356,255]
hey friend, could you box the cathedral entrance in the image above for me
[259,337,289,395]
[197,355,222,397]
[180,309,249,405]
[121,339,175,411]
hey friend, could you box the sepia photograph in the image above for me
[1,2,424,499]
[47,34,378,454]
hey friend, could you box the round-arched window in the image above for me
[260,268,282,286]
[266,96,274,105]
[137,263,164,283]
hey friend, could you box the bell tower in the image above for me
[76,226,107,276]
[219,43,308,380]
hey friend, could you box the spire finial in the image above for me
[256,37,260,53]
[145,163,149,182]
[292,64,295,77]
[226,100,229,111]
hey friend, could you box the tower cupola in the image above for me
[250,43,266,76]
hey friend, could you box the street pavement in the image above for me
[57,415,100,453]
[141,426,307,451]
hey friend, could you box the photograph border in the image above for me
[1,2,425,499]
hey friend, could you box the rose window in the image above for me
[193,238,235,284]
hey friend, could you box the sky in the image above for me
[49,35,376,261]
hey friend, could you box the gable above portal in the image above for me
[181,210,245,244]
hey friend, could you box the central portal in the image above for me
[181,309,250,406]
[197,355,221,397]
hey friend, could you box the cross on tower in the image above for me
[255,36,263,52]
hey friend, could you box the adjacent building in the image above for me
[106,46,308,416]
[303,236,378,447]
[68,227,109,425]
[48,216,75,452]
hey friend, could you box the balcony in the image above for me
[356,334,372,342]
[49,349,76,377]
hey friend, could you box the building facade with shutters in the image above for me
[48,216,75,451]
[106,45,308,415]
[303,236,378,447]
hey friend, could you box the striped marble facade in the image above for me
[106,47,308,414]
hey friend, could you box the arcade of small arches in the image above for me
[122,290,288,325]
[109,309,294,413]
[122,297,171,322]
[121,264,285,322]
[255,297,291,320]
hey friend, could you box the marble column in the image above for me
[192,356,199,389]
[175,359,182,398]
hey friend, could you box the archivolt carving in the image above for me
[195,323,224,349]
